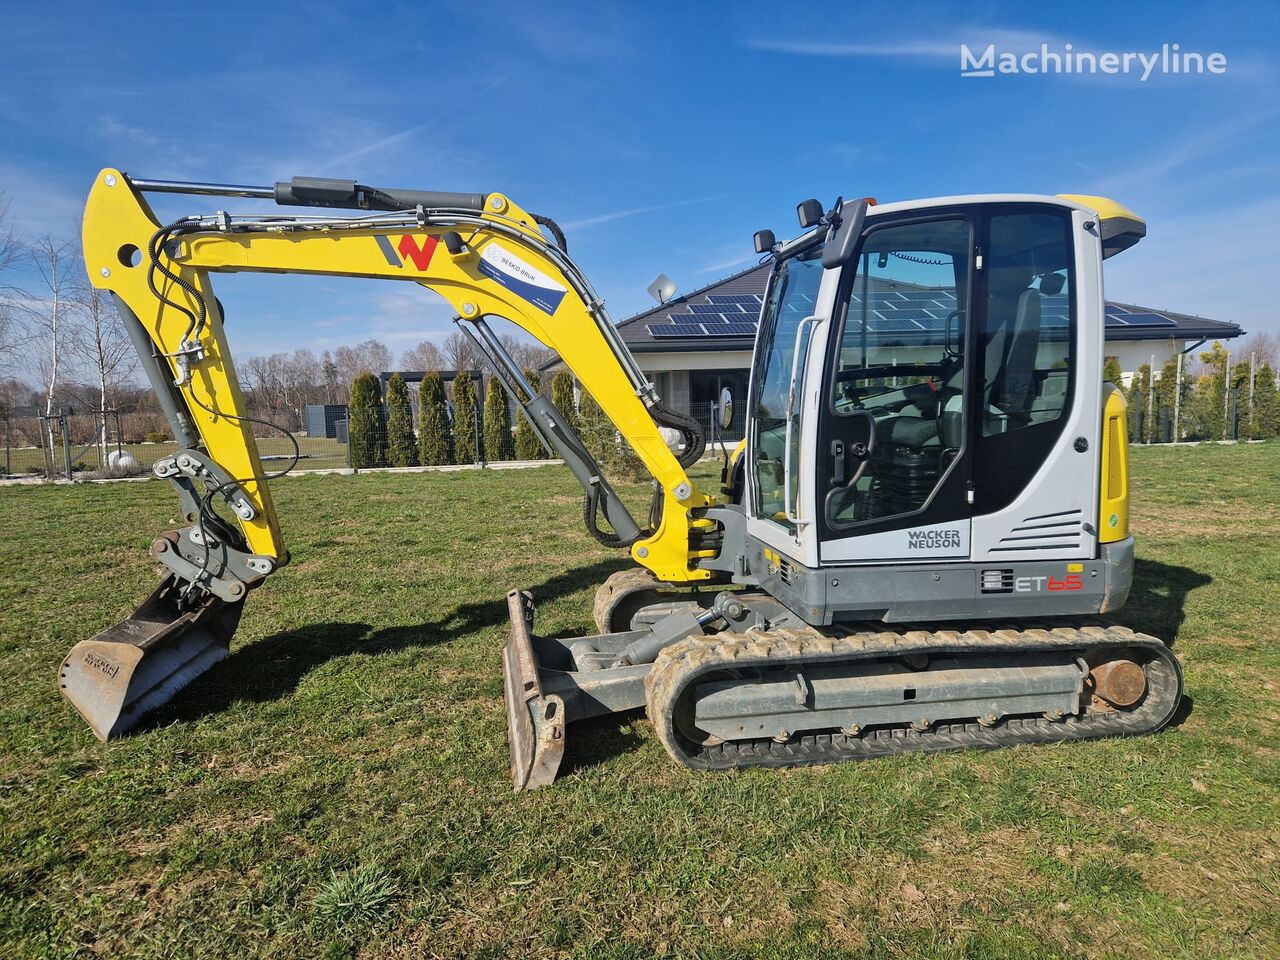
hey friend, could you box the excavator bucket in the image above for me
[501,589,656,790]
[59,574,243,740]
[502,590,566,791]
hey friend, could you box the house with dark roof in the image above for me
[593,262,1242,440]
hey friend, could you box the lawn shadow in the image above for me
[557,710,647,780]
[140,557,631,731]
[1119,557,1212,648]
[1113,557,1211,731]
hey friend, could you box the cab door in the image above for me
[816,213,976,564]
[743,240,830,566]
[815,203,1090,565]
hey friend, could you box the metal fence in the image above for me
[2,398,528,482]
[2,410,352,480]
[1126,383,1264,445]
[688,400,745,447]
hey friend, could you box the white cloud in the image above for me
[323,75,508,170]
[563,195,723,231]
[1091,107,1280,197]
[1106,195,1280,334]
[0,162,85,238]
[748,29,1059,63]
[697,242,760,276]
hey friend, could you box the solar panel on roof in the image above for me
[1106,304,1133,314]
[687,303,725,315]
[890,309,937,322]
[1104,315,1129,327]
[707,295,760,305]
[866,318,925,333]
[721,321,758,336]
[1118,313,1177,327]
[646,322,707,338]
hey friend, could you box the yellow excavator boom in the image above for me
[62,169,717,741]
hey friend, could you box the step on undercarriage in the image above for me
[503,583,1182,789]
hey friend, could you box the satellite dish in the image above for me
[647,273,677,304]
[718,386,734,431]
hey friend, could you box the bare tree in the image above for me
[500,332,554,372]
[238,349,328,430]
[26,237,82,463]
[321,351,342,403]
[400,339,443,372]
[333,339,392,386]
[0,193,30,377]
[0,193,18,275]
[442,329,480,372]
[72,280,138,458]
[282,349,321,427]
[1238,332,1277,369]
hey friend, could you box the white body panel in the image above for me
[821,519,972,562]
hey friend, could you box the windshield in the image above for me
[750,245,824,526]
[831,218,970,411]
[824,217,971,528]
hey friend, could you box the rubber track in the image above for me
[644,620,1182,771]
[592,568,669,634]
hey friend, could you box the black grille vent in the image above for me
[980,569,1015,594]
[778,557,794,585]
[990,509,1083,553]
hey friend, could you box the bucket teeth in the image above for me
[59,574,243,740]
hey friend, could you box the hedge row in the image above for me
[346,370,555,468]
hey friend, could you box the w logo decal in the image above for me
[375,234,439,272]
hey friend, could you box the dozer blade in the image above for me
[59,573,244,740]
[502,590,565,791]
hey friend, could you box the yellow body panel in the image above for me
[1098,383,1130,543]
[1056,194,1143,227]
[82,172,285,559]
[82,169,713,580]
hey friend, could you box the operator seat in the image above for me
[999,288,1043,419]
[983,266,1040,428]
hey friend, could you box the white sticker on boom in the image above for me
[478,243,568,315]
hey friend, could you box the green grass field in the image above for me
[4,435,352,477]
[1,445,1278,959]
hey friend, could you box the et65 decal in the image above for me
[1015,574,1083,593]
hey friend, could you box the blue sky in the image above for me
[3,1,1277,360]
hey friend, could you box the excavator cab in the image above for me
[749,199,1097,583]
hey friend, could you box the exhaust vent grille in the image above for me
[777,557,794,585]
[981,569,1015,594]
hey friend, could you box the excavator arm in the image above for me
[62,168,719,742]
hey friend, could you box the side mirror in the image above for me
[753,229,776,254]
[796,199,824,228]
[719,387,734,430]
[821,198,870,270]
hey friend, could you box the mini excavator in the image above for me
[60,170,1181,789]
